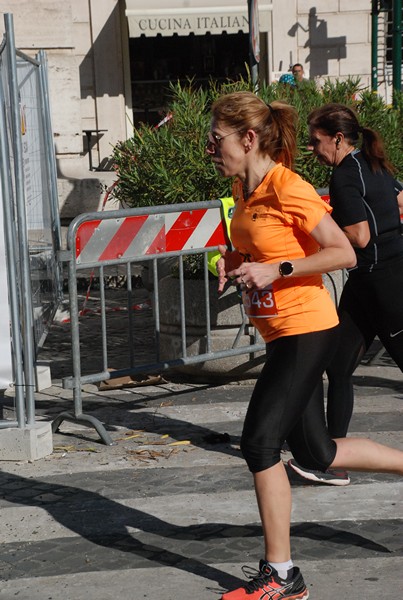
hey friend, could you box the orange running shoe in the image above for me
[221,560,309,600]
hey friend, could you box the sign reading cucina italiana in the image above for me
[130,13,249,37]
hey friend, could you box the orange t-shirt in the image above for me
[231,163,339,342]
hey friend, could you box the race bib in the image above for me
[242,286,278,318]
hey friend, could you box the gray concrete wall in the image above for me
[0,0,127,223]
[271,0,372,89]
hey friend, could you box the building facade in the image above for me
[0,0,397,219]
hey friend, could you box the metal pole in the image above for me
[0,47,26,427]
[371,0,379,91]
[5,13,36,424]
[248,0,259,88]
[392,0,402,106]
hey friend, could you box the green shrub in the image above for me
[111,77,403,209]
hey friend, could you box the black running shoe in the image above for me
[288,458,350,486]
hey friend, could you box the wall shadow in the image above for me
[288,7,347,78]
[79,3,124,100]
[56,157,110,226]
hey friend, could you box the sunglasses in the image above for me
[205,130,241,152]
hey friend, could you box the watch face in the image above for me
[280,261,293,276]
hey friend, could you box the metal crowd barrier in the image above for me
[53,200,266,445]
[0,14,61,433]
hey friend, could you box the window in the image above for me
[379,1,403,65]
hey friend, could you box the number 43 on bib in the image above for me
[242,286,278,318]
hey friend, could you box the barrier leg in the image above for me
[52,412,114,446]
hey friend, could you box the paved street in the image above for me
[0,346,402,599]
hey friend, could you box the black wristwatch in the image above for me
[279,261,294,277]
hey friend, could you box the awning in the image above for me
[125,4,272,38]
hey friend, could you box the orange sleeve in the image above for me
[273,171,333,235]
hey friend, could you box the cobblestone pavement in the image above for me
[0,287,402,599]
[38,284,156,380]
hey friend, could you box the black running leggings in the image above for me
[241,327,338,474]
[326,259,403,438]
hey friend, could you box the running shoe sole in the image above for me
[288,459,350,486]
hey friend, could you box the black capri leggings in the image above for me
[326,258,403,438]
[241,327,339,473]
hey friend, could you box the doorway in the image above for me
[129,31,249,126]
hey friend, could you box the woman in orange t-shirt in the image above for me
[206,91,403,600]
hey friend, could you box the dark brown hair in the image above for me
[211,91,298,169]
[308,103,395,174]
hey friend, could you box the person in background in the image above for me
[279,73,296,88]
[288,102,403,487]
[206,90,403,600]
[291,63,309,84]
